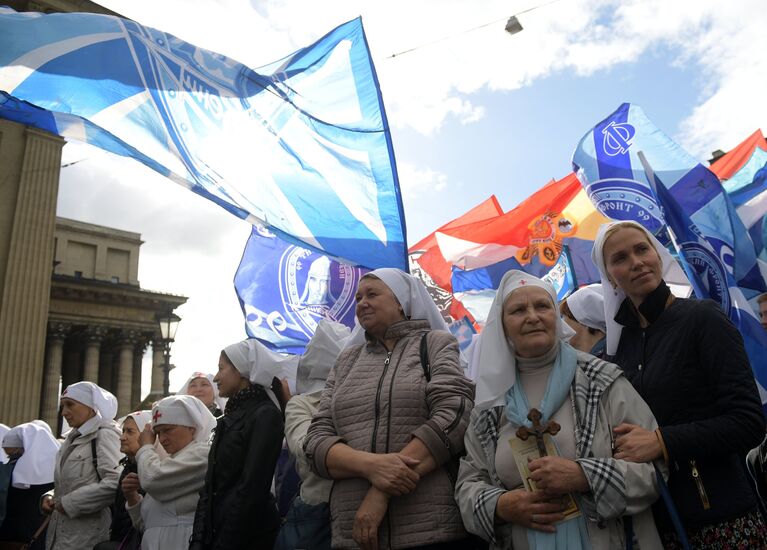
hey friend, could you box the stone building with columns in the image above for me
[41,218,187,430]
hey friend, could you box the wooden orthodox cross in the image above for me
[515,408,561,457]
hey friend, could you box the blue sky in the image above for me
[52,0,766,390]
[395,44,703,240]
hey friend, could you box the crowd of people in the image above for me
[1,219,767,550]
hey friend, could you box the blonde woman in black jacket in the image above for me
[593,220,767,548]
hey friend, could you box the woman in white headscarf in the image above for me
[190,338,293,550]
[94,411,155,550]
[559,284,607,357]
[0,422,59,549]
[592,220,767,548]
[455,270,664,550]
[304,268,475,549]
[40,381,121,550]
[275,320,351,550]
[124,395,213,550]
[178,372,226,417]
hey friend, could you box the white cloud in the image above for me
[63,0,767,395]
[397,162,449,198]
[96,0,767,153]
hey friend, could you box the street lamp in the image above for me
[157,311,181,397]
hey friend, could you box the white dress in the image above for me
[127,441,209,550]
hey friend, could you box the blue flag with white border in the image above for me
[0,9,406,270]
[234,225,368,353]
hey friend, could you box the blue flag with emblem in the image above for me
[0,8,406,270]
[234,225,369,353]
[639,152,767,409]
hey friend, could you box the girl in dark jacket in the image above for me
[593,220,767,548]
[190,339,292,550]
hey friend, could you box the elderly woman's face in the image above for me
[120,416,142,457]
[603,227,662,304]
[502,286,557,358]
[355,277,405,339]
[153,424,196,455]
[186,377,215,407]
[60,397,96,428]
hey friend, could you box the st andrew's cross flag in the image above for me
[0,9,406,270]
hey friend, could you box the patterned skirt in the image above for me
[662,508,767,549]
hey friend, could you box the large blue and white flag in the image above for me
[234,225,368,353]
[0,9,406,269]
[640,153,767,407]
[724,147,767,262]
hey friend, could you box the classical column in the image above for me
[131,338,147,408]
[150,335,165,397]
[40,322,70,429]
[0,124,65,424]
[99,343,115,393]
[116,331,136,417]
[82,325,105,383]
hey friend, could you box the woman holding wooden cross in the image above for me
[455,270,664,549]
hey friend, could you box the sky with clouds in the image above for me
[56,0,767,394]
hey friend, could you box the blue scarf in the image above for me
[504,341,591,550]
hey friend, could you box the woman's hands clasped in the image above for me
[353,487,390,550]
[365,453,420,496]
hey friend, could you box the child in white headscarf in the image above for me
[559,284,607,357]
[42,381,122,550]
[125,395,213,550]
[0,422,59,549]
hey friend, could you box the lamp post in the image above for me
[157,311,181,397]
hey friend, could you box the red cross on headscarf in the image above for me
[152,410,162,422]
[519,279,528,285]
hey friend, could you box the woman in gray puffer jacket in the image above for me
[304,268,475,550]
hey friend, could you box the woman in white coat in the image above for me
[455,271,664,549]
[124,395,214,550]
[42,381,122,550]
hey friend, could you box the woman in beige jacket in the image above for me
[304,268,475,549]
[42,381,121,550]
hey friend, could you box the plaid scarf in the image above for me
[224,384,263,415]
[469,353,626,545]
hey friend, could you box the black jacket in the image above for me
[612,283,766,532]
[109,459,141,542]
[0,460,53,550]
[191,385,284,550]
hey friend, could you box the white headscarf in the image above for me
[223,339,298,408]
[565,284,607,333]
[591,221,681,356]
[347,268,448,346]
[0,424,8,463]
[296,320,351,394]
[123,410,153,433]
[475,270,576,410]
[61,381,118,434]
[178,372,227,412]
[151,395,216,445]
[3,422,60,488]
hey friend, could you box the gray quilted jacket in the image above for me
[304,319,475,549]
